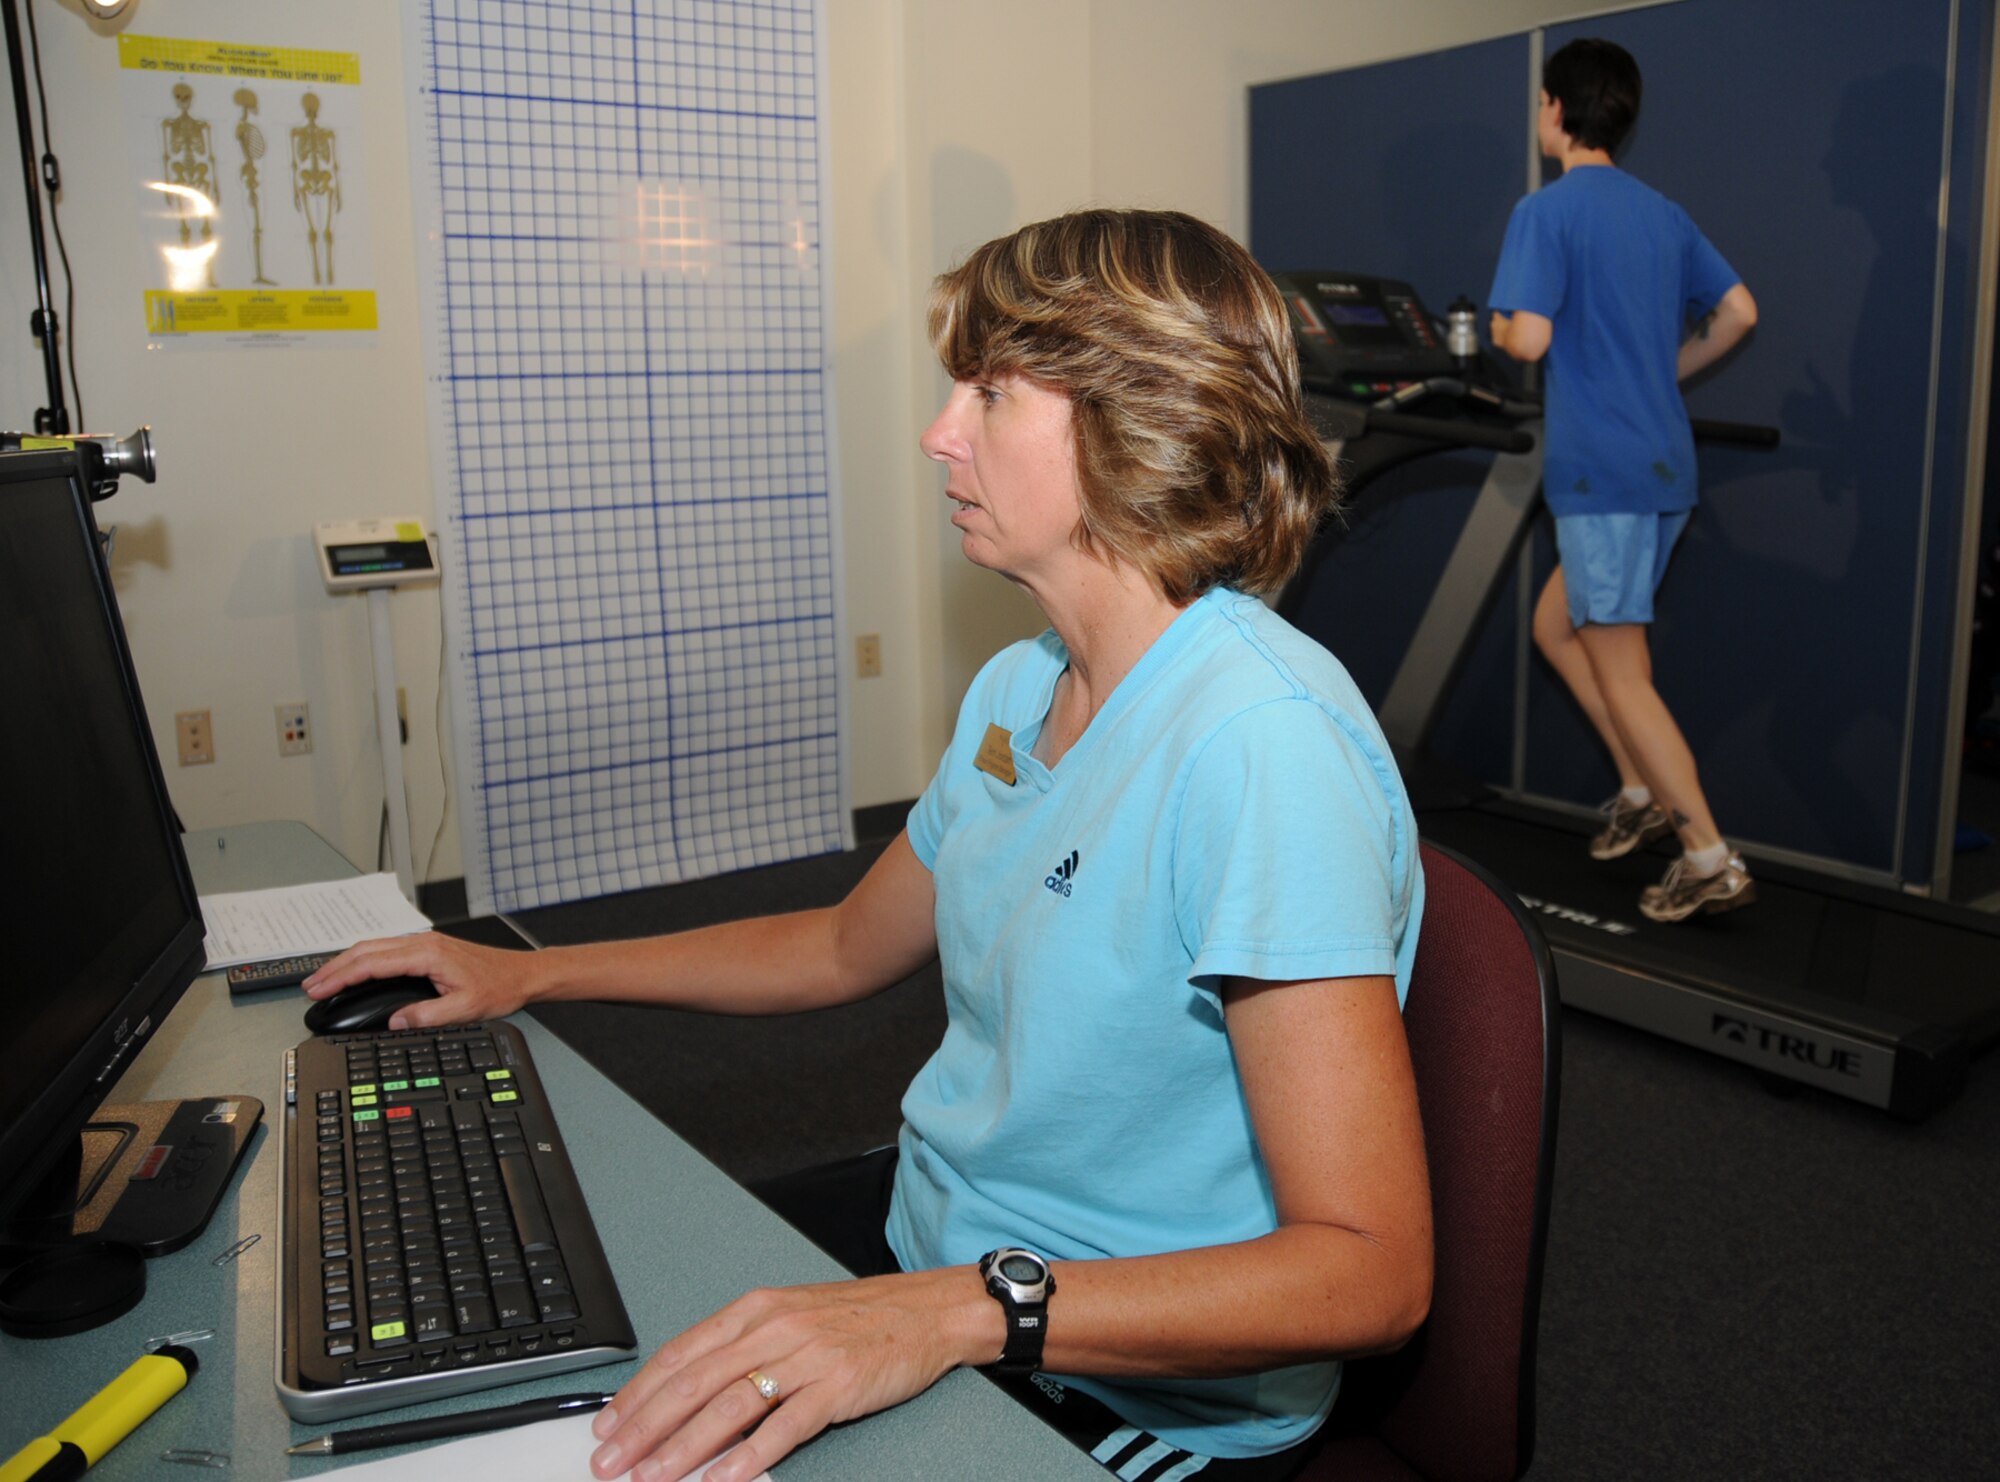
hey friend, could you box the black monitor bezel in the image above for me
[0,446,208,1227]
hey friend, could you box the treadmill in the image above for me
[1273,270,2000,1121]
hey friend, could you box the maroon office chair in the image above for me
[1299,840,1561,1482]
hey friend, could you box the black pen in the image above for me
[285,1391,612,1456]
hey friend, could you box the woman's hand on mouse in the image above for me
[302,932,538,1029]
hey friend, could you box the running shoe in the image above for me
[1639,852,1757,923]
[1590,793,1673,861]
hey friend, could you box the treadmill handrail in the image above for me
[1688,417,1781,447]
[1360,406,1537,455]
[1480,389,1780,449]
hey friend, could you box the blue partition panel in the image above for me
[1250,35,1529,315]
[1250,35,1530,783]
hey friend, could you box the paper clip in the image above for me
[162,1449,230,1468]
[147,1327,216,1351]
[212,1233,260,1266]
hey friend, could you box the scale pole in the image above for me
[367,586,416,903]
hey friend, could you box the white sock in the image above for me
[1621,785,1652,807]
[1686,841,1730,877]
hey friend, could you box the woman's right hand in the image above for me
[300,931,541,1029]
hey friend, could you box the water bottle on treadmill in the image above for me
[1445,295,1480,370]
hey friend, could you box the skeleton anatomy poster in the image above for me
[122,34,377,346]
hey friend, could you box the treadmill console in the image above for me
[1271,271,1456,392]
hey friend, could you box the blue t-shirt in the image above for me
[889,587,1424,1460]
[1488,166,1740,516]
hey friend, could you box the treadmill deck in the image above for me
[1420,802,2000,1118]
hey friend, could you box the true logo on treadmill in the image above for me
[1710,1013,1863,1077]
[1044,850,1079,898]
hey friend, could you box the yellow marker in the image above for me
[0,1344,197,1482]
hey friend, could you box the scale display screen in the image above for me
[313,518,439,592]
[327,541,431,576]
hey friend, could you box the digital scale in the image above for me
[312,518,440,903]
[313,516,439,591]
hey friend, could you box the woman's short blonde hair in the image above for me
[928,208,1339,604]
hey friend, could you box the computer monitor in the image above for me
[0,444,254,1326]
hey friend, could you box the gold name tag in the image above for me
[974,723,1017,785]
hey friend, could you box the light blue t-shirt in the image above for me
[888,587,1423,1460]
[1488,166,1740,516]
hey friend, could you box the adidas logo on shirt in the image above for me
[1043,850,1079,898]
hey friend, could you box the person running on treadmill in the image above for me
[1487,37,1759,924]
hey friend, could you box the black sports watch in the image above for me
[979,1247,1056,1375]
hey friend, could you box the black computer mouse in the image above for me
[302,976,442,1035]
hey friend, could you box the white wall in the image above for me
[1,0,1611,886]
[0,0,449,879]
[1090,0,1582,230]
[900,0,1096,758]
[824,0,928,824]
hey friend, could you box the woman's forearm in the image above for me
[526,908,863,1014]
[927,1223,1431,1381]
[529,829,941,1015]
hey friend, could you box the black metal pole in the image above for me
[4,0,68,434]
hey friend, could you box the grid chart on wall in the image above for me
[407,0,849,915]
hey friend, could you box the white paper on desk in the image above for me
[199,873,433,969]
[319,1413,771,1481]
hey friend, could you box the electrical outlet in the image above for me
[176,709,213,766]
[856,632,882,679]
[276,701,312,757]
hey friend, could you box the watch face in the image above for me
[998,1253,1044,1283]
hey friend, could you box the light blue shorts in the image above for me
[1556,510,1691,627]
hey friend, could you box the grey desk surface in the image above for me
[0,821,1096,1481]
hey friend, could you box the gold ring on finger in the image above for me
[746,1369,781,1407]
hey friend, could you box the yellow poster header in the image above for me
[120,35,360,87]
[146,290,378,336]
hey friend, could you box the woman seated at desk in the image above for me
[309,208,1432,1482]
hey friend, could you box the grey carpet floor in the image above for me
[513,840,936,1185]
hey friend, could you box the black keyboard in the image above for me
[277,1021,637,1421]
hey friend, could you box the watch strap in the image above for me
[994,1293,1049,1374]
